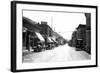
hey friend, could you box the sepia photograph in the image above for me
[11,1,97,72]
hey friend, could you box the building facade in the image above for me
[69,13,91,54]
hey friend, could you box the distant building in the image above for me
[69,13,91,54]
[70,24,86,48]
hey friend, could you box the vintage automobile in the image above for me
[76,39,85,51]
[32,41,44,52]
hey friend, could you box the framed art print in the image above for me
[11,1,98,72]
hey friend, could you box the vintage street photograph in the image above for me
[22,10,91,63]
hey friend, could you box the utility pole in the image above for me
[51,16,53,30]
[51,16,55,32]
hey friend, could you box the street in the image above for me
[23,44,91,63]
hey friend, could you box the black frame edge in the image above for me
[14,65,97,72]
[11,1,16,72]
[96,6,98,67]
[12,1,97,8]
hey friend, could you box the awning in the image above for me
[35,32,45,42]
[48,37,53,42]
[51,37,56,42]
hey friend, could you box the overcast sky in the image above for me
[23,10,86,40]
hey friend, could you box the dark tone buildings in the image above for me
[69,13,91,54]
[22,17,66,52]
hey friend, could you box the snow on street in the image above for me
[23,44,91,63]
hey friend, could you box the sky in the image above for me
[23,10,86,40]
